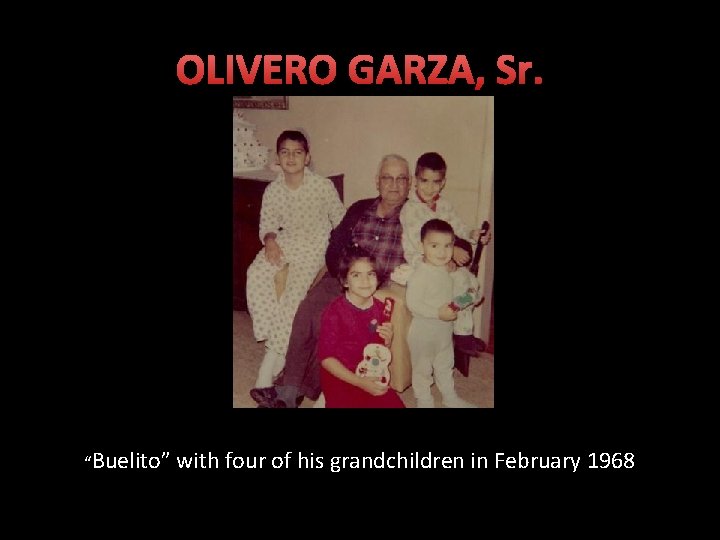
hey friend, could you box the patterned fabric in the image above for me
[274,275,342,401]
[400,189,472,267]
[259,167,346,249]
[247,168,346,362]
[351,199,405,282]
[325,198,376,278]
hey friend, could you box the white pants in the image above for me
[246,240,325,357]
[254,347,285,389]
[408,318,458,404]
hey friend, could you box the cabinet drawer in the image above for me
[233,178,267,215]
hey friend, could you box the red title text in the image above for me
[176,54,542,89]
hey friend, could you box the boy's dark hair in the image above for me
[276,130,309,153]
[420,218,455,241]
[337,244,380,286]
[415,152,447,177]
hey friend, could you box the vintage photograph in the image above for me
[232,96,494,408]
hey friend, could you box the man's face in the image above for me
[376,159,410,205]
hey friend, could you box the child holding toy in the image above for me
[405,219,478,408]
[317,245,405,408]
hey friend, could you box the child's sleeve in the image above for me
[400,205,424,267]
[258,184,281,244]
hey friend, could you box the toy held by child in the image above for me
[356,343,392,386]
[448,287,481,312]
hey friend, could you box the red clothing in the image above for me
[317,295,405,408]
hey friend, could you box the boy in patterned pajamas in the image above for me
[246,130,346,388]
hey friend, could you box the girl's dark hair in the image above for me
[337,244,380,286]
[420,218,455,241]
[276,130,309,153]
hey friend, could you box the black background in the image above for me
[64,38,659,487]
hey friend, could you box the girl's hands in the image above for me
[358,377,389,396]
[377,322,393,346]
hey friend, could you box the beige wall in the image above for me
[242,96,492,229]
[241,96,494,341]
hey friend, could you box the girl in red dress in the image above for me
[317,246,405,408]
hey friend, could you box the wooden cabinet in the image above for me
[233,174,269,312]
[233,170,344,311]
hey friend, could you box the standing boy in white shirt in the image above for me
[405,218,479,408]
